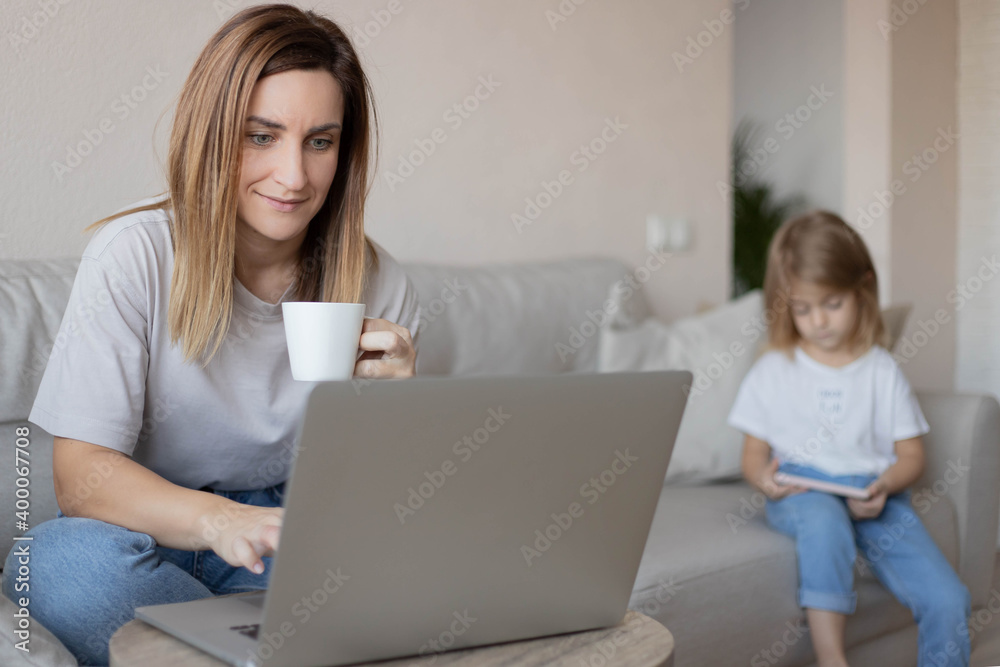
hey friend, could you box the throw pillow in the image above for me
[598,290,913,483]
[598,290,766,482]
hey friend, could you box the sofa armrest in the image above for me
[915,390,1000,608]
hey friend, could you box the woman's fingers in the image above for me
[207,504,283,573]
[257,522,281,555]
[357,319,411,354]
[231,535,263,573]
[354,318,415,378]
[359,329,407,357]
[246,516,282,561]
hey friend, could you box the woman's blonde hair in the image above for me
[762,210,887,356]
[85,3,380,367]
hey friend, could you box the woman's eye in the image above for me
[248,134,272,147]
[310,138,334,151]
[793,307,809,317]
[826,300,842,310]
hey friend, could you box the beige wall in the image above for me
[843,0,958,391]
[0,0,732,323]
[888,0,958,392]
[844,0,893,307]
[956,0,1000,400]
[733,0,844,214]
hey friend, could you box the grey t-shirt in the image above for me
[29,199,421,491]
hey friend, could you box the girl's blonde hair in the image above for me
[762,210,887,356]
[84,4,380,367]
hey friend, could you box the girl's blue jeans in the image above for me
[2,482,285,666]
[767,463,970,667]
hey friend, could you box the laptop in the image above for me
[135,370,691,667]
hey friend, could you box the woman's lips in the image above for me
[260,193,305,212]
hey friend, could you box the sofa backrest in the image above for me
[0,254,643,561]
[407,257,642,376]
[1,257,80,562]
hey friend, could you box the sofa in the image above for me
[1,254,999,667]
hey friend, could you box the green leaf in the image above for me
[730,118,806,297]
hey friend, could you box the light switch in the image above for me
[669,217,692,252]
[646,214,692,253]
[646,214,670,252]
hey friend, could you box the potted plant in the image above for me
[730,119,805,297]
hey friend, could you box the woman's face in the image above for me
[236,68,345,252]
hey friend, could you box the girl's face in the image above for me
[787,279,859,354]
[236,68,344,252]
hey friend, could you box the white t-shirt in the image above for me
[29,198,421,490]
[726,345,929,476]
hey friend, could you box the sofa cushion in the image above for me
[405,257,642,376]
[599,290,765,482]
[629,481,959,667]
[0,258,81,424]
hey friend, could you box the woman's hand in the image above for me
[847,479,889,520]
[354,318,416,378]
[198,501,284,574]
[758,458,807,501]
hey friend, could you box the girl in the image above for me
[2,5,420,665]
[727,211,970,667]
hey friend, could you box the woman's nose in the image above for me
[273,144,307,191]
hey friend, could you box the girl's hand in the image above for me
[354,318,416,379]
[847,479,888,519]
[758,458,807,501]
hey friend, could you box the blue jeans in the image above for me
[766,463,970,667]
[2,482,285,666]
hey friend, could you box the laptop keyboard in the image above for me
[230,624,259,640]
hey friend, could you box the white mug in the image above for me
[281,302,366,381]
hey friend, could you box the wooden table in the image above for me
[110,609,674,666]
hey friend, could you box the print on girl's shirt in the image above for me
[817,386,846,428]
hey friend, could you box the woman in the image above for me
[2,5,420,664]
